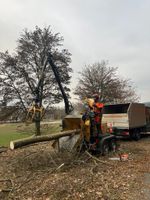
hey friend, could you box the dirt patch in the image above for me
[0,137,150,199]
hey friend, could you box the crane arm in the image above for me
[47,53,73,115]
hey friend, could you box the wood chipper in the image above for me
[60,101,117,155]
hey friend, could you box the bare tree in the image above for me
[75,61,139,103]
[0,26,72,135]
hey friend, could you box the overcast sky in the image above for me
[0,0,150,102]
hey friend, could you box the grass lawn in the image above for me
[0,122,61,147]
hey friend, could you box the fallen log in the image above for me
[10,129,80,150]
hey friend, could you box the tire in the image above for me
[133,130,141,141]
[109,139,117,152]
[130,129,141,141]
[101,141,109,156]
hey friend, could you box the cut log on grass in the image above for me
[10,129,80,150]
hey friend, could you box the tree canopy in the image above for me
[0,26,72,116]
[75,61,139,104]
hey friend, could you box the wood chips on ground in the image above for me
[0,136,150,200]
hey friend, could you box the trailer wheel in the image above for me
[101,141,109,156]
[130,130,141,141]
[109,139,117,152]
[133,130,141,141]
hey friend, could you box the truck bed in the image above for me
[102,113,129,129]
[102,103,146,130]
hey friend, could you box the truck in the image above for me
[102,103,150,140]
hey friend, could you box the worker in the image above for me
[92,93,104,135]
[81,94,104,150]
[86,94,103,149]
[81,98,95,146]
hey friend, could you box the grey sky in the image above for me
[0,0,150,102]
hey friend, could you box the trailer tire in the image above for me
[130,130,141,141]
[133,130,141,141]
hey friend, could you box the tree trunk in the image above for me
[10,129,80,150]
[35,120,41,136]
[35,112,41,136]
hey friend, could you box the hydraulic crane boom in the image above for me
[47,53,73,115]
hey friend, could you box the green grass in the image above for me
[0,122,61,147]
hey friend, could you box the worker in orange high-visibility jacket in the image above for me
[82,94,104,146]
[92,94,104,136]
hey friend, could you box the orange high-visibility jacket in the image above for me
[94,102,104,123]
